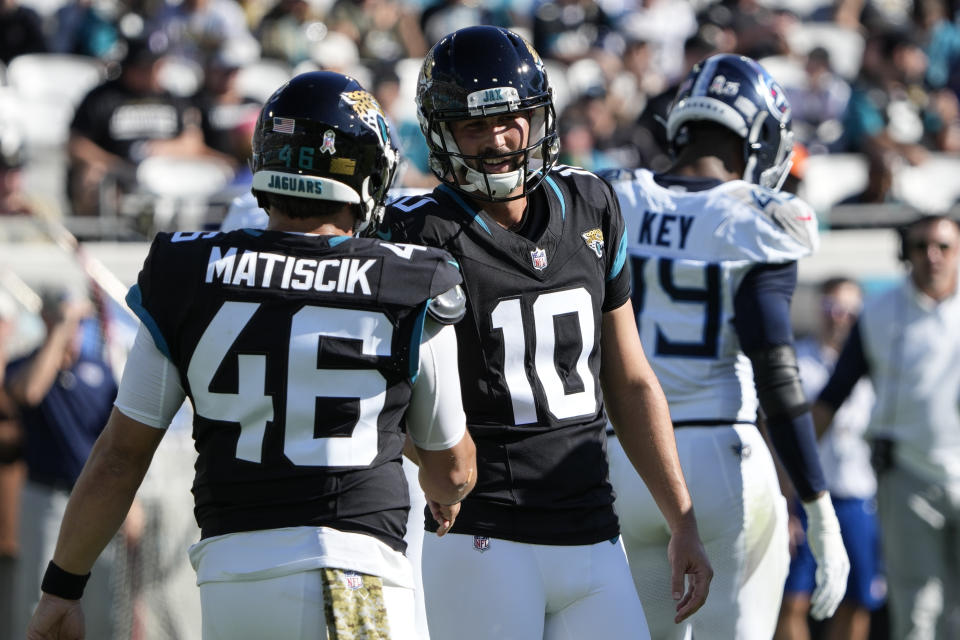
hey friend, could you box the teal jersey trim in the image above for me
[125,284,173,359]
[544,175,565,220]
[608,234,627,281]
[439,184,492,235]
[409,300,430,382]
[328,236,350,247]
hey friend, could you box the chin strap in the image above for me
[457,164,524,199]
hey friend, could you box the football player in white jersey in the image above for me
[601,54,850,639]
[26,72,476,640]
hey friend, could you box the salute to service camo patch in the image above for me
[321,568,391,639]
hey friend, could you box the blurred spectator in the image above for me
[618,0,697,84]
[5,288,119,637]
[635,33,716,172]
[918,0,960,90]
[50,0,121,58]
[195,44,261,165]
[838,148,899,205]
[420,0,506,47]
[532,0,618,64]
[841,29,937,163]
[0,128,61,235]
[728,3,799,61]
[67,36,234,216]
[0,0,47,64]
[776,277,884,640]
[558,106,618,171]
[786,47,852,154]
[0,290,23,640]
[256,0,323,65]
[370,67,436,188]
[565,90,641,169]
[147,0,258,62]
[614,35,664,115]
[813,215,960,640]
[327,0,428,65]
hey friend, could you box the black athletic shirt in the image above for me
[381,165,632,545]
[127,229,461,551]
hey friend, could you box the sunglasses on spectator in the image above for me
[908,241,955,253]
[821,299,860,317]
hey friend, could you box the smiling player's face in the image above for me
[448,112,530,176]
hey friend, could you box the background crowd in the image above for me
[1,0,959,639]
[2,0,960,233]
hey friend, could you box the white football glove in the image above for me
[803,492,850,620]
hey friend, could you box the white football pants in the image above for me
[608,424,790,640]
[422,532,650,640]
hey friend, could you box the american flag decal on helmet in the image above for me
[272,117,295,134]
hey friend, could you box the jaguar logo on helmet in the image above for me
[341,90,391,150]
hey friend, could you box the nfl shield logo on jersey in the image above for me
[530,247,548,270]
[343,570,364,590]
[473,536,490,552]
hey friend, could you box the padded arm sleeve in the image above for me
[407,318,467,450]
[114,324,186,429]
[749,344,827,499]
[734,261,826,499]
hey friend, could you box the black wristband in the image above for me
[41,561,90,600]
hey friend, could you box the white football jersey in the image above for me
[610,168,819,423]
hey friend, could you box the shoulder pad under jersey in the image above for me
[427,284,466,324]
[718,182,820,261]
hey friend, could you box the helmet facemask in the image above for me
[421,95,559,202]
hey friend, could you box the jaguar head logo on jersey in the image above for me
[581,228,605,258]
[530,247,548,270]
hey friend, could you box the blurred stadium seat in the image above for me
[158,55,204,98]
[758,54,807,90]
[4,54,106,149]
[234,58,293,104]
[6,53,106,108]
[893,153,960,213]
[799,152,869,215]
[131,155,235,230]
[786,23,865,80]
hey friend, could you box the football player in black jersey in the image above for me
[380,26,711,640]
[27,71,476,640]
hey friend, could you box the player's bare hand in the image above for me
[26,593,85,639]
[428,499,460,536]
[667,523,713,623]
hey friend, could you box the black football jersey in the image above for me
[382,165,632,545]
[128,230,462,552]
